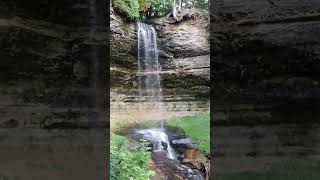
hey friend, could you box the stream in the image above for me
[118,126,209,180]
[132,22,209,179]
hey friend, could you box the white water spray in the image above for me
[137,22,165,128]
[137,129,176,160]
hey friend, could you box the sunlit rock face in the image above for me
[110,9,210,124]
[212,0,320,175]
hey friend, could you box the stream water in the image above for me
[135,22,207,179]
[136,128,177,160]
[131,128,206,180]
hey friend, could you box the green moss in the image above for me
[167,113,210,152]
[112,0,140,21]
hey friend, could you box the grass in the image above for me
[167,113,210,152]
[140,120,161,127]
[112,113,210,153]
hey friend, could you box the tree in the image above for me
[183,0,208,10]
[112,0,140,20]
[139,0,172,18]
[112,0,208,20]
[170,0,208,21]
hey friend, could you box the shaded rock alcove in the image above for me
[0,1,108,179]
[211,0,320,176]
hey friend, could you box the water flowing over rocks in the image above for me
[212,0,320,175]
[125,127,208,180]
[111,8,210,124]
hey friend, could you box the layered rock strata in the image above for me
[0,1,107,179]
[110,8,210,124]
[212,0,320,175]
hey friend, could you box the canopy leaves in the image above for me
[112,0,208,21]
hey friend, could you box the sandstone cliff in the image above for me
[212,0,320,175]
[0,0,107,128]
[110,8,210,124]
[0,1,107,179]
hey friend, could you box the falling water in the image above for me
[137,129,176,160]
[137,22,165,128]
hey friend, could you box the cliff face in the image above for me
[213,0,320,107]
[212,0,320,175]
[0,1,107,179]
[110,9,210,124]
[0,0,107,128]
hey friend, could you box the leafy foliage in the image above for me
[183,0,208,10]
[110,133,155,180]
[112,0,140,20]
[138,0,152,12]
[146,0,172,17]
[112,0,208,20]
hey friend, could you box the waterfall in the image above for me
[136,23,176,159]
[137,129,176,160]
[137,22,165,128]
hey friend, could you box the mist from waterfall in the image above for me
[137,22,165,128]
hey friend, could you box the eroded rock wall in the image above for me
[0,0,107,128]
[212,0,320,175]
[0,1,107,179]
[110,9,210,124]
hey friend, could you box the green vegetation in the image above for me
[139,0,172,17]
[112,0,140,20]
[110,133,155,180]
[184,0,208,10]
[132,114,210,152]
[112,0,208,20]
[167,113,210,152]
[112,0,171,20]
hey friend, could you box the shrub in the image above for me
[112,0,140,20]
[110,133,154,180]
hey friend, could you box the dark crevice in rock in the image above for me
[0,119,19,128]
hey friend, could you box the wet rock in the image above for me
[172,138,197,149]
[182,159,201,169]
[130,128,208,179]
[184,149,197,159]
[173,174,184,180]
[172,138,193,144]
